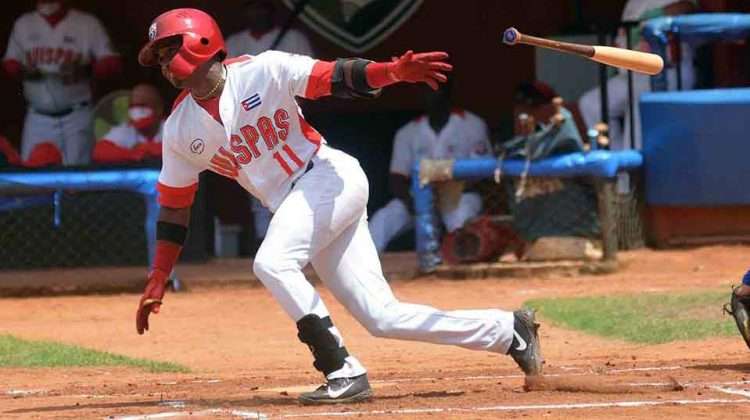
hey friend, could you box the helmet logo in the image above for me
[148,23,158,41]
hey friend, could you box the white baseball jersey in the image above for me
[100,121,164,149]
[159,51,331,211]
[389,110,491,176]
[3,9,118,114]
[226,27,314,57]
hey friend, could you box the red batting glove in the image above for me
[388,50,453,90]
[136,269,169,334]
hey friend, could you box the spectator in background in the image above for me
[2,0,121,167]
[578,0,697,150]
[226,0,315,250]
[225,0,314,57]
[93,84,164,164]
[368,81,492,254]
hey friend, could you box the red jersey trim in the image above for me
[224,55,253,66]
[157,182,198,208]
[304,61,334,99]
[451,108,465,117]
[297,112,322,147]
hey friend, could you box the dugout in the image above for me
[641,15,750,246]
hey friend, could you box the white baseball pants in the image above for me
[369,193,482,254]
[21,106,93,165]
[252,145,514,379]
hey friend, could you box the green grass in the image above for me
[0,335,188,373]
[526,290,736,344]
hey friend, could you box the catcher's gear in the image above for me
[136,269,169,334]
[138,8,226,80]
[725,286,750,350]
[441,215,524,265]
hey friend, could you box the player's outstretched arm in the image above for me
[366,50,453,90]
[136,205,191,335]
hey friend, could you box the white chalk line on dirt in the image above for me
[110,408,268,420]
[276,399,750,418]
[107,398,750,420]
[710,386,750,399]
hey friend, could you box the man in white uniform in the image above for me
[226,0,314,57]
[2,0,121,165]
[578,0,697,150]
[369,83,492,253]
[93,83,164,163]
[226,0,314,246]
[134,8,542,405]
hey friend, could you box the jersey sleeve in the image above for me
[256,50,333,100]
[87,15,118,59]
[3,18,24,63]
[389,126,414,176]
[158,140,201,208]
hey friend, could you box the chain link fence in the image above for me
[475,171,645,258]
[0,190,149,269]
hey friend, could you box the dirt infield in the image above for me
[2,245,750,419]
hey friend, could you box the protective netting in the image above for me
[454,169,644,263]
[0,190,148,269]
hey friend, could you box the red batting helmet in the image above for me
[138,8,226,80]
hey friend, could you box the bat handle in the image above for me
[503,27,520,45]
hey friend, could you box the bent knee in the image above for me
[252,253,300,282]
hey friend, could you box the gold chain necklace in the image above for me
[193,65,226,101]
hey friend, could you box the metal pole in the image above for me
[625,22,636,150]
[597,29,610,126]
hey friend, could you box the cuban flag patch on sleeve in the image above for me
[241,94,262,111]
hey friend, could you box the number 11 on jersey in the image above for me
[272,144,304,176]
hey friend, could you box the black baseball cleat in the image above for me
[508,309,543,376]
[299,374,373,405]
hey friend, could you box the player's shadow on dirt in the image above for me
[690,362,750,372]
[5,400,162,414]
[4,396,302,415]
[4,391,462,415]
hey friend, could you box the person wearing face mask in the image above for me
[92,84,165,164]
[225,0,314,57]
[2,0,122,166]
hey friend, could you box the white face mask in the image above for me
[37,2,62,17]
[128,106,154,121]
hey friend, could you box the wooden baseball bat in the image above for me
[502,27,663,76]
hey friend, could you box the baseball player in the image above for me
[2,0,121,166]
[369,82,492,253]
[578,0,696,150]
[135,8,542,405]
[727,271,750,349]
[92,84,164,164]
